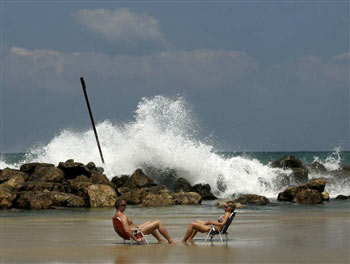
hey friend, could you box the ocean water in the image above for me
[1,95,349,198]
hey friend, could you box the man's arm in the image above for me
[120,216,143,243]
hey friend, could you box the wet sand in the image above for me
[1,201,349,263]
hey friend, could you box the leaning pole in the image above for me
[80,77,105,164]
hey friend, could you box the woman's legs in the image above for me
[140,220,173,243]
[188,220,206,241]
[182,222,211,243]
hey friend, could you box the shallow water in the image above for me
[1,201,349,263]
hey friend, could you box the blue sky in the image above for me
[1,1,349,152]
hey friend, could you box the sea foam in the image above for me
[0,96,348,198]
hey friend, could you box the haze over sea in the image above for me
[1,96,349,199]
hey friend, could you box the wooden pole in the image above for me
[80,77,105,164]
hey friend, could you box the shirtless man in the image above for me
[113,198,175,244]
[182,201,236,243]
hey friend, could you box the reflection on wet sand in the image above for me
[1,202,350,263]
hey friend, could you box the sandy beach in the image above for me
[1,200,349,264]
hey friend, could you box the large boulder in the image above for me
[124,169,156,189]
[120,186,164,205]
[305,178,327,193]
[174,178,192,192]
[309,162,327,173]
[293,189,323,204]
[277,178,327,202]
[271,155,304,169]
[0,184,17,209]
[234,194,270,205]
[278,186,303,202]
[191,184,217,200]
[335,195,350,200]
[111,175,130,188]
[58,160,91,179]
[141,188,175,207]
[86,184,117,208]
[29,192,86,209]
[20,163,54,174]
[21,181,66,193]
[0,168,28,183]
[172,192,202,205]
[30,166,65,182]
[217,200,244,209]
[0,174,26,209]
[90,171,111,185]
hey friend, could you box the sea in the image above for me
[1,95,349,199]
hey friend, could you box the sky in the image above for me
[1,0,349,153]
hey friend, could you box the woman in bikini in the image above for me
[113,198,175,244]
[182,201,236,243]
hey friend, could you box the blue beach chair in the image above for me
[205,212,236,243]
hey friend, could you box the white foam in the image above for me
[2,95,347,198]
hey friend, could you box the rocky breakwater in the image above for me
[112,169,202,207]
[0,160,117,209]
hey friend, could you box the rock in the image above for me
[73,175,92,183]
[120,186,169,205]
[217,200,244,209]
[341,165,350,171]
[21,181,66,193]
[0,184,17,209]
[29,192,86,209]
[293,189,322,204]
[310,162,327,172]
[174,178,192,192]
[86,184,117,208]
[305,178,327,193]
[86,162,96,171]
[141,188,175,207]
[65,180,93,198]
[191,184,217,200]
[278,186,302,202]
[12,191,35,209]
[6,175,26,189]
[322,192,330,201]
[271,155,304,169]
[234,194,270,205]
[30,166,65,182]
[335,195,350,200]
[58,160,91,179]
[172,192,202,205]
[125,169,156,189]
[111,175,130,188]
[0,168,28,183]
[90,171,110,185]
[290,168,309,185]
[20,163,54,174]
[143,166,177,189]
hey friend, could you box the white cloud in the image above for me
[73,8,168,48]
[293,53,349,85]
[4,46,258,92]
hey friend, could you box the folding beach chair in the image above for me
[205,212,236,243]
[112,216,149,244]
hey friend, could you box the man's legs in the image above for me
[141,220,174,243]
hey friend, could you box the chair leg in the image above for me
[205,232,211,243]
[140,232,149,245]
[225,233,228,242]
[218,233,223,242]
